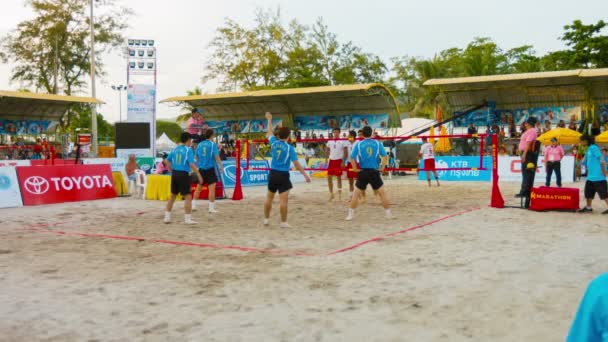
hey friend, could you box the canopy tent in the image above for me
[424,69,608,113]
[537,128,582,145]
[160,83,401,128]
[156,132,177,151]
[0,90,102,121]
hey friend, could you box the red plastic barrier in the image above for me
[190,181,225,200]
[529,186,579,211]
[16,164,116,206]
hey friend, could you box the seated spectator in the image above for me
[305,144,315,163]
[219,144,229,161]
[125,154,138,182]
[154,153,170,175]
[569,121,578,131]
[543,120,552,133]
[499,146,508,156]
[558,120,566,128]
[508,123,517,138]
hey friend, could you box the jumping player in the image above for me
[263,112,311,228]
[420,137,440,187]
[346,126,391,221]
[164,132,203,224]
[326,127,348,201]
[193,128,224,213]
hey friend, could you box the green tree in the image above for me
[156,120,183,142]
[461,37,508,76]
[505,45,542,73]
[0,0,131,128]
[67,106,115,141]
[561,20,608,68]
[175,86,203,123]
[203,9,386,91]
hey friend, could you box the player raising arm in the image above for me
[263,112,311,228]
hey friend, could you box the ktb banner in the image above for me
[417,156,492,182]
[0,166,23,208]
[17,164,117,206]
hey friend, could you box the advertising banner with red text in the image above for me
[16,164,117,206]
[0,160,31,167]
[497,156,575,182]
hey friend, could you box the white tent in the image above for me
[156,132,177,151]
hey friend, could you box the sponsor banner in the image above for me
[220,159,308,188]
[0,119,57,135]
[116,148,153,159]
[136,157,155,174]
[221,160,269,188]
[417,156,492,182]
[0,160,31,167]
[295,116,330,130]
[307,158,328,178]
[17,164,117,206]
[82,158,127,173]
[127,84,155,123]
[0,167,23,208]
[349,114,389,129]
[529,186,579,211]
[238,119,283,133]
[497,156,575,182]
[454,106,582,127]
[205,120,239,134]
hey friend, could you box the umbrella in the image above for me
[435,125,452,153]
[429,125,435,145]
[537,128,582,145]
[596,130,608,144]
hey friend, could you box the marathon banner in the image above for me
[529,186,579,211]
[16,164,117,206]
[0,166,23,208]
[417,156,492,182]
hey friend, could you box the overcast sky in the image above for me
[1,0,607,122]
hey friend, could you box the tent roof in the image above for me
[0,90,102,121]
[160,83,400,124]
[423,69,608,111]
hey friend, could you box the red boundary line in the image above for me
[21,208,480,256]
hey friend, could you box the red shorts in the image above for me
[346,162,359,179]
[424,159,436,171]
[327,159,344,176]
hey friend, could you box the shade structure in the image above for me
[596,130,608,144]
[156,132,177,151]
[160,83,401,127]
[0,90,102,121]
[435,125,452,153]
[537,127,582,145]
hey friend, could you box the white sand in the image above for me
[1,176,607,341]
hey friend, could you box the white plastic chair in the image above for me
[134,169,147,199]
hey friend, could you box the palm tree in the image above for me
[175,86,203,123]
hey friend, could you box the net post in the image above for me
[232,140,244,201]
[245,140,250,170]
[490,133,504,208]
[50,146,55,165]
[479,134,485,168]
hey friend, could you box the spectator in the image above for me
[305,144,315,164]
[509,123,517,138]
[558,120,566,128]
[219,144,229,161]
[467,123,478,136]
[294,128,302,140]
[577,134,608,214]
[125,154,138,182]
[154,153,170,175]
[544,137,565,187]
[499,146,508,156]
[543,120,552,133]
[569,120,578,131]
[591,121,601,136]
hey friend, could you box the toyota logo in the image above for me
[24,176,50,195]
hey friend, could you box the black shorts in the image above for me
[584,180,608,200]
[171,171,192,196]
[355,169,384,191]
[268,170,292,194]
[199,168,218,185]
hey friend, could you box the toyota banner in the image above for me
[16,164,117,206]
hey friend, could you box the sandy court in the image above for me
[1,176,607,341]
